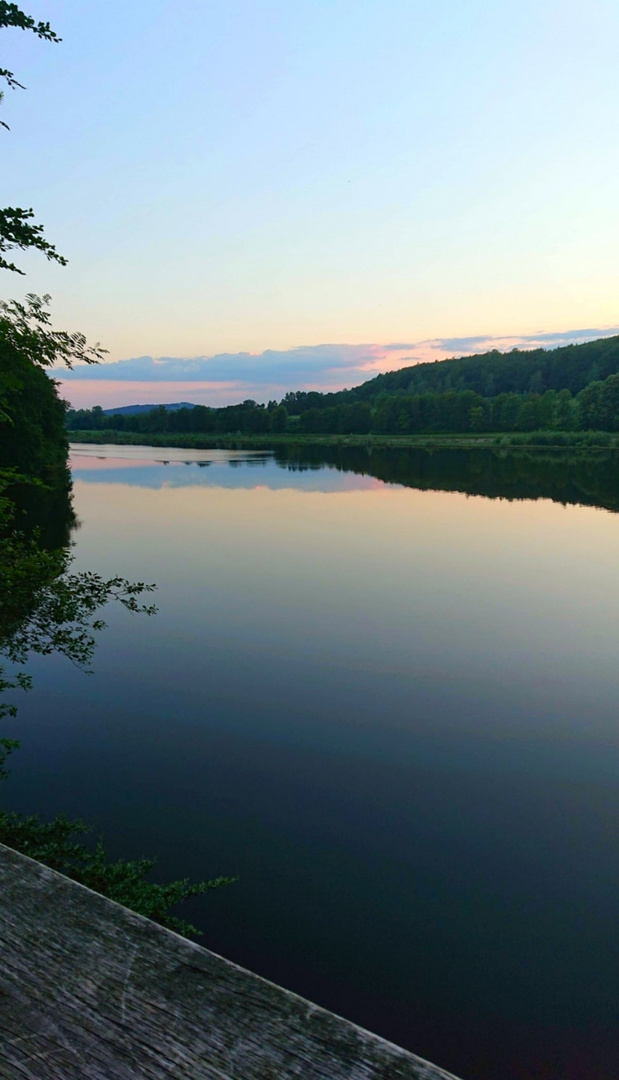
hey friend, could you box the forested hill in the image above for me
[366,335,619,398]
[67,333,619,437]
[104,402,195,416]
[298,333,619,407]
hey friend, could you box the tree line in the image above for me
[67,371,619,436]
[67,399,289,434]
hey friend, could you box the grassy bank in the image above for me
[69,429,619,452]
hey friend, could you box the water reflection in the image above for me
[70,441,619,513]
[69,444,379,492]
[2,471,76,550]
[11,443,619,1080]
[276,443,619,513]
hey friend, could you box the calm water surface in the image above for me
[10,444,619,1080]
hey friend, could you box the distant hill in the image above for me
[344,335,619,400]
[102,402,196,416]
[275,335,619,418]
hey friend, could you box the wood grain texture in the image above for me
[0,843,462,1080]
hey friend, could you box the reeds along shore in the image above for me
[68,430,619,451]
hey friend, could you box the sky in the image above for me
[3,0,619,408]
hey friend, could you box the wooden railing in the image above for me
[0,842,461,1079]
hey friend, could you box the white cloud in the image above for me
[60,344,380,384]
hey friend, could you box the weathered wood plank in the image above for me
[0,843,462,1079]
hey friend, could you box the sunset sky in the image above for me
[4,0,619,407]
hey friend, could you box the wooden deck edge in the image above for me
[0,842,463,1080]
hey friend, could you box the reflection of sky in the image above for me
[13,445,619,1080]
[69,445,380,493]
[66,445,619,739]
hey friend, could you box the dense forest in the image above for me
[66,334,619,437]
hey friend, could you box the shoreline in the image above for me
[68,430,619,454]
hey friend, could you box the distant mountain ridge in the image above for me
[102,402,196,416]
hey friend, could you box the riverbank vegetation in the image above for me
[68,427,619,452]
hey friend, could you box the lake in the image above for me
[9,443,619,1080]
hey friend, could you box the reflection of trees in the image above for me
[274,445,619,514]
[0,467,156,780]
[0,476,233,933]
[0,473,155,773]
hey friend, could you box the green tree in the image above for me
[537,389,557,430]
[0,340,67,473]
[0,1,60,89]
[516,397,542,432]
[556,389,575,430]
[577,373,619,431]
[0,295,104,479]
[1,3,65,271]
[270,404,288,432]
[0,207,67,275]
[469,405,485,432]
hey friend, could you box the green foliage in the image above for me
[0,293,106,368]
[0,338,69,472]
[91,388,569,437]
[516,397,542,432]
[504,429,613,448]
[0,1,59,104]
[0,811,234,936]
[0,208,67,273]
[269,404,288,432]
[69,399,270,436]
[299,400,372,435]
[1,5,62,263]
[576,373,619,431]
[0,2,60,44]
[0,295,105,477]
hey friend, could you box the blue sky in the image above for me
[3,1,619,406]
